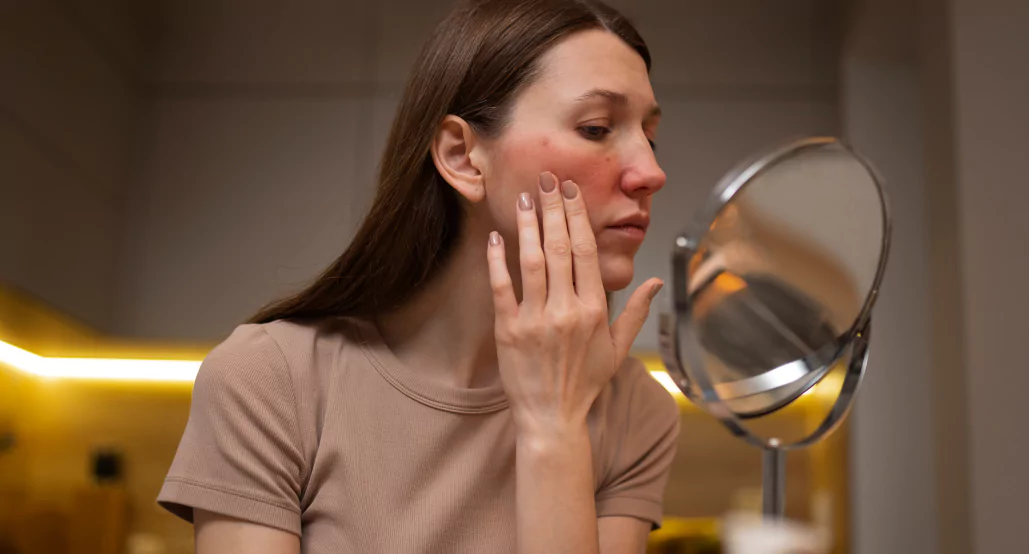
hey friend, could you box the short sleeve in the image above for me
[595,360,681,530]
[157,324,307,536]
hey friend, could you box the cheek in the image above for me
[548,147,622,234]
[486,134,622,232]
[485,135,640,291]
[542,142,618,195]
[520,137,622,213]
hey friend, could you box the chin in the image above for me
[599,256,636,292]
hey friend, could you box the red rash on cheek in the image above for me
[504,134,621,198]
[553,151,619,192]
[542,147,623,230]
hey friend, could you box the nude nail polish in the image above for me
[539,172,556,193]
[518,192,534,211]
[561,181,577,199]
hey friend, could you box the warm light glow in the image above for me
[650,370,685,398]
[0,339,200,382]
[0,338,43,372]
[713,272,747,294]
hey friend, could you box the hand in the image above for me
[486,171,664,436]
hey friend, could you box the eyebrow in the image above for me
[574,88,662,118]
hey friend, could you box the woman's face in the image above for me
[480,29,666,292]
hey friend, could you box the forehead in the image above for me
[525,29,656,107]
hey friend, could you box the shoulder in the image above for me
[198,323,285,384]
[209,316,366,365]
[190,323,294,413]
[196,317,364,398]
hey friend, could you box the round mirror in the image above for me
[660,137,890,420]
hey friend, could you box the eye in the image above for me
[648,139,657,151]
[578,125,611,141]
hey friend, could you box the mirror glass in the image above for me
[683,141,886,417]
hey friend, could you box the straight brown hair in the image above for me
[250,0,650,324]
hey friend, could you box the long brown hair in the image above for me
[250,0,650,324]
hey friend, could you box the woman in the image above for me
[158,0,681,552]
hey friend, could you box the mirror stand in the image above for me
[660,310,872,521]
[758,322,869,519]
[762,440,785,519]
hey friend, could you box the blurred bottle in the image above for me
[69,447,128,554]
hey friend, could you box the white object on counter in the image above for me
[722,512,831,554]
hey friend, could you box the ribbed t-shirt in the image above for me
[158,317,680,553]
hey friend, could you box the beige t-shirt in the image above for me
[158,317,680,553]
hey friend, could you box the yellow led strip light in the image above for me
[0,338,201,382]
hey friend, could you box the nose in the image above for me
[620,136,666,197]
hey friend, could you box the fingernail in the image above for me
[518,192,534,211]
[539,172,556,193]
[561,180,578,199]
[649,281,664,300]
[489,231,501,246]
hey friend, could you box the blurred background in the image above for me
[1,0,1026,553]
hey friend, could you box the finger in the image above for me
[516,191,547,310]
[538,171,574,303]
[559,180,604,305]
[610,278,663,363]
[486,231,519,319]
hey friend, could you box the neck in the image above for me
[374,220,514,390]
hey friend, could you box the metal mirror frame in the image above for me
[657,136,892,518]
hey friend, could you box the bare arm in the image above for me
[598,517,652,554]
[194,509,300,554]
[515,422,600,553]
[516,428,654,554]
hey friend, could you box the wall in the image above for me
[839,2,939,554]
[920,0,973,552]
[114,0,383,340]
[0,0,151,332]
[950,0,1029,551]
[843,0,1029,552]
[114,0,842,343]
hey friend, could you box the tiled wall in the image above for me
[0,0,150,332]
[113,0,841,343]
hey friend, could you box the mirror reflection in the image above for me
[683,143,887,417]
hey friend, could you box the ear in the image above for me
[431,115,487,203]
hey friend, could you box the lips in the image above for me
[605,213,650,242]
[607,213,650,233]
